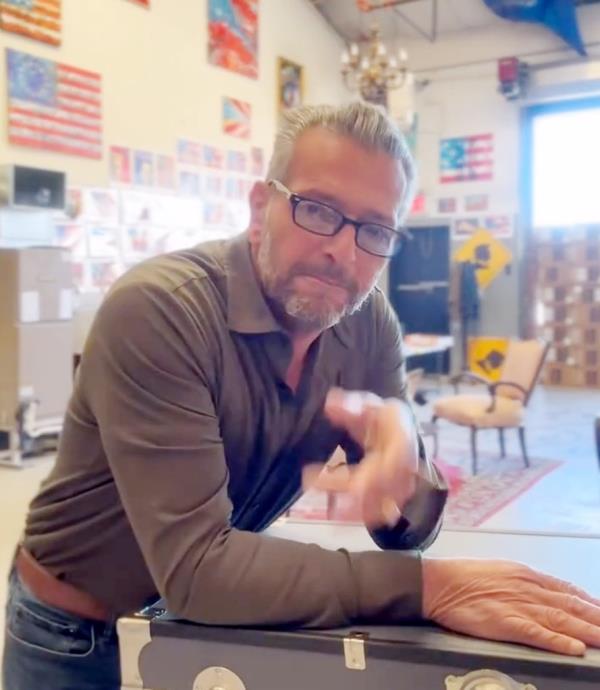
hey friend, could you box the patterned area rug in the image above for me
[287,449,563,529]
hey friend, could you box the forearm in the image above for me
[159,526,424,627]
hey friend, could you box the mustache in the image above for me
[290,262,358,293]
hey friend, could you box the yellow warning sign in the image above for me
[468,337,509,382]
[453,228,512,289]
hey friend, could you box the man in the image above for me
[3,102,600,690]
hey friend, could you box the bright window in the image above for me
[530,104,600,228]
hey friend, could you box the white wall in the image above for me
[401,4,600,223]
[0,0,349,187]
[390,5,600,339]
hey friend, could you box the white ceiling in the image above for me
[310,0,513,43]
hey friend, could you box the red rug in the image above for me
[287,450,563,529]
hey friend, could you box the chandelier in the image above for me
[341,25,409,102]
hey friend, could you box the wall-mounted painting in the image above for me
[7,48,102,159]
[0,0,62,46]
[222,97,251,139]
[277,57,303,113]
[110,146,132,184]
[208,0,258,79]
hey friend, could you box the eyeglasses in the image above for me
[267,179,405,258]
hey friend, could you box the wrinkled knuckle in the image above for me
[567,594,584,616]
[547,608,569,629]
[518,620,541,640]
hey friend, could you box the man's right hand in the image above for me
[422,557,600,656]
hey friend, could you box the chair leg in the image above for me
[518,426,530,468]
[470,426,478,475]
[498,428,506,458]
[431,416,439,458]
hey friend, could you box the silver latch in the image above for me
[343,632,367,670]
[445,669,537,689]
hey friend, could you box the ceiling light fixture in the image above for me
[341,25,409,103]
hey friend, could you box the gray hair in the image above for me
[266,101,417,223]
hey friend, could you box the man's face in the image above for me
[248,127,406,332]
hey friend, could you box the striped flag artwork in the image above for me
[440,133,494,184]
[222,97,251,139]
[0,0,62,47]
[6,48,103,160]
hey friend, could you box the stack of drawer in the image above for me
[536,228,600,387]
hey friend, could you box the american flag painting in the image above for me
[208,0,258,79]
[222,97,251,139]
[440,133,494,184]
[203,144,224,169]
[6,48,103,159]
[0,0,62,47]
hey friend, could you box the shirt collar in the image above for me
[224,231,351,348]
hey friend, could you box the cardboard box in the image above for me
[540,324,570,343]
[543,303,574,325]
[0,321,73,427]
[539,264,571,285]
[543,363,584,387]
[0,247,72,324]
[578,327,600,347]
[538,285,576,304]
[551,346,599,369]
[579,285,600,304]
[567,243,600,263]
[584,369,600,387]
[571,303,600,326]
[0,247,73,429]
[569,264,600,284]
[537,243,567,264]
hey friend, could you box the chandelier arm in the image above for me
[340,22,411,101]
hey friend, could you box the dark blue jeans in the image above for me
[2,569,120,690]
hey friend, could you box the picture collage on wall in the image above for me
[52,135,266,295]
[0,0,304,299]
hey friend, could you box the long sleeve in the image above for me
[342,289,448,552]
[84,280,425,628]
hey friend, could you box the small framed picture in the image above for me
[277,57,303,113]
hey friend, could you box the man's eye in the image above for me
[304,202,324,216]
[305,202,338,222]
[363,225,388,240]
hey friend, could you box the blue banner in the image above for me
[483,0,586,56]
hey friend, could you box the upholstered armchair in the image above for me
[431,339,549,474]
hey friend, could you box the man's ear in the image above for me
[248,181,270,243]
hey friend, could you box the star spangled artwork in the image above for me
[222,97,251,139]
[0,0,62,46]
[6,48,103,159]
[440,134,494,184]
[208,0,258,79]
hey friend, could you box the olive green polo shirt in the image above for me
[23,232,445,627]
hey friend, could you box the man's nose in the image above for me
[324,223,357,264]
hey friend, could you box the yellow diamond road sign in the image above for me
[453,228,512,289]
[468,337,509,382]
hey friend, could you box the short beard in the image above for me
[256,229,375,332]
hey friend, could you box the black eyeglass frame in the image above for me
[268,178,407,258]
